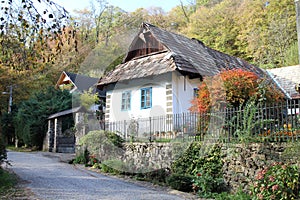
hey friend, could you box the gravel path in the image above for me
[7,151,192,200]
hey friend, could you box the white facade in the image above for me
[172,72,201,114]
[105,72,201,123]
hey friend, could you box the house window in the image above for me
[121,91,131,111]
[141,87,152,109]
[193,88,199,98]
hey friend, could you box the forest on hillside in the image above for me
[0,0,297,110]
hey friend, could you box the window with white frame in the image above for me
[121,91,131,111]
[141,87,152,109]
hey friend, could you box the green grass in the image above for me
[0,168,17,193]
[6,145,36,152]
[0,167,32,199]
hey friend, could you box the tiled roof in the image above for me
[267,65,300,99]
[100,52,176,85]
[99,22,265,86]
[146,23,263,76]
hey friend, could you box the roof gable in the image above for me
[56,71,99,92]
[124,27,167,62]
[99,22,265,86]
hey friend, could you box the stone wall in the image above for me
[122,143,176,172]
[222,143,299,192]
[78,140,299,192]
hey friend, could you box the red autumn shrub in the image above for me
[190,69,284,112]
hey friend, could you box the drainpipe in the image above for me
[295,0,300,64]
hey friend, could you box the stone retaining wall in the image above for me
[222,143,299,192]
[122,143,175,172]
[117,142,299,191]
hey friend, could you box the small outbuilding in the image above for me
[43,106,88,153]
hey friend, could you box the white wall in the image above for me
[106,73,172,122]
[172,72,201,114]
[105,72,201,123]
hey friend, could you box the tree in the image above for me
[90,0,108,44]
[183,0,297,68]
[80,89,100,110]
[13,87,72,148]
[185,0,242,57]
[167,5,194,32]
[284,41,299,66]
[73,8,94,44]
[0,0,77,110]
[0,0,73,70]
[235,0,296,68]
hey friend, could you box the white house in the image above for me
[267,65,300,115]
[98,22,265,137]
[266,65,300,100]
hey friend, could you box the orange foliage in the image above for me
[190,69,284,113]
[220,69,259,107]
[190,82,210,113]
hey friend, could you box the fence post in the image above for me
[149,116,152,142]
[124,120,127,141]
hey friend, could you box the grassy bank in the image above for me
[0,168,32,199]
[0,167,17,199]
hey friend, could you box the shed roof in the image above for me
[48,106,87,119]
[99,22,265,86]
[267,65,300,99]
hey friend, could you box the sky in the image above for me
[55,0,191,13]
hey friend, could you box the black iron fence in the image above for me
[105,100,300,142]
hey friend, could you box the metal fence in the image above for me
[105,100,300,142]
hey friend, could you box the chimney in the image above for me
[295,0,300,64]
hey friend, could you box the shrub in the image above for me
[73,148,89,165]
[144,168,170,184]
[0,168,17,190]
[214,189,251,200]
[171,142,202,175]
[166,173,194,192]
[251,162,299,200]
[104,131,124,148]
[88,155,99,166]
[170,143,226,195]
[192,144,226,197]
[79,130,124,162]
[190,69,284,112]
[100,159,127,175]
[192,170,225,198]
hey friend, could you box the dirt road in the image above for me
[7,151,190,200]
